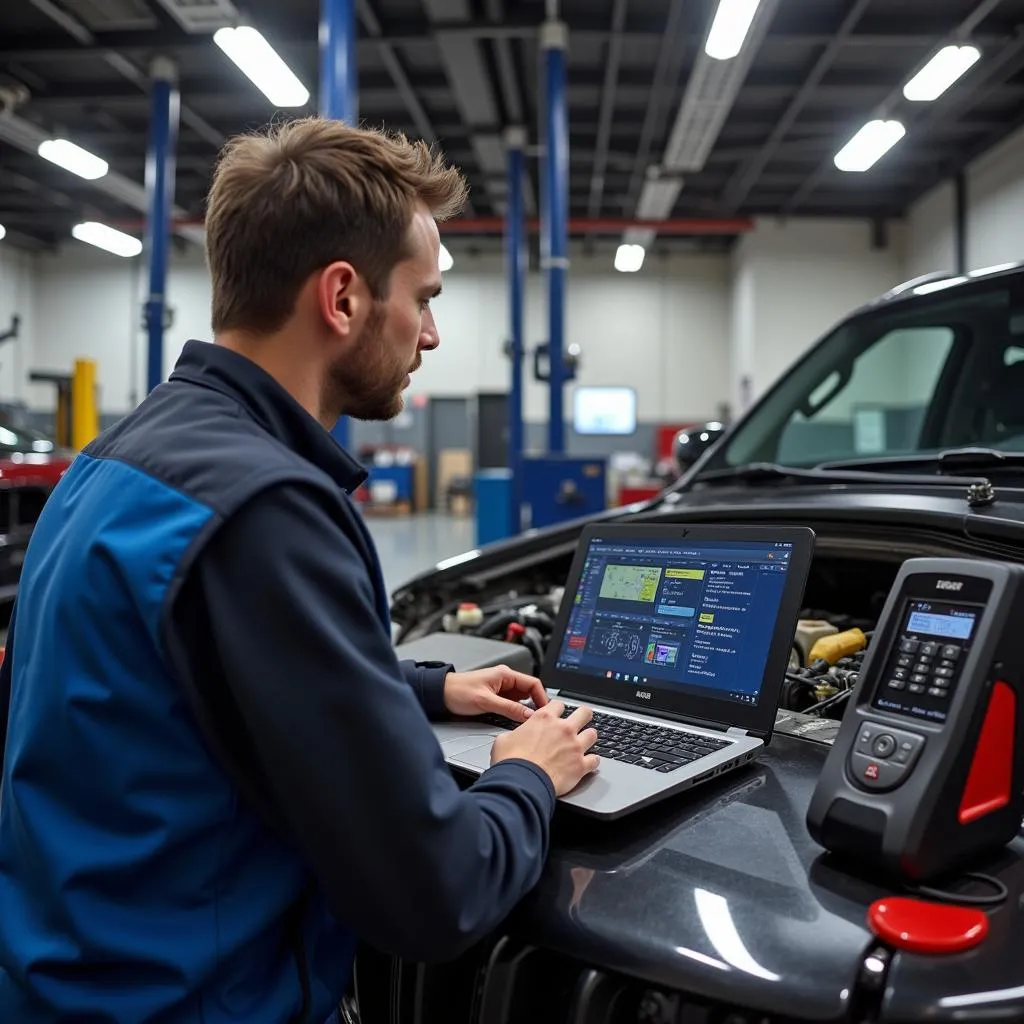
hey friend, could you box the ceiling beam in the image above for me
[24,0,224,152]
[421,0,505,215]
[356,0,440,146]
[5,29,1011,64]
[0,112,204,244]
[783,0,1013,215]
[722,0,874,212]
[587,0,628,218]
[620,0,688,212]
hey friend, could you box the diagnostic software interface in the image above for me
[555,536,795,706]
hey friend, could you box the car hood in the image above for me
[392,479,1024,607]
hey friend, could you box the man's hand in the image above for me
[491,702,599,796]
[443,665,549,723]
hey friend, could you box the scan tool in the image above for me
[807,558,1024,882]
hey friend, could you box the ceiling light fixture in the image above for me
[438,243,454,272]
[72,222,143,258]
[834,120,906,172]
[904,45,981,101]
[0,225,6,242]
[614,243,645,273]
[705,0,762,61]
[213,26,310,107]
[38,138,109,180]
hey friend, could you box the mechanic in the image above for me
[0,117,599,1023]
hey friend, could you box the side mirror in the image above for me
[673,423,725,472]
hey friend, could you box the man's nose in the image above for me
[420,308,440,350]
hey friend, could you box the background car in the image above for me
[0,421,72,608]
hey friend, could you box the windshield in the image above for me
[710,272,1024,471]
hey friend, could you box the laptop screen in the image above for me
[553,534,797,709]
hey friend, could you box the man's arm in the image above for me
[398,660,452,720]
[168,483,555,963]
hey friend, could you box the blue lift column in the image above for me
[505,126,527,534]
[320,0,358,449]
[143,57,180,394]
[541,17,569,455]
[521,16,607,531]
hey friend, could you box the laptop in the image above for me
[433,523,815,819]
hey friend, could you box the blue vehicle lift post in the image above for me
[505,126,527,533]
[320,0,358,449]
[143,57,180,394]
[541,16,569,454]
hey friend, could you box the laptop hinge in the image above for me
[557,689,745,735]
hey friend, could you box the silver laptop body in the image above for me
[428,523,815,820]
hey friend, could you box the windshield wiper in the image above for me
[817,447,1024,475]
[693,460,996,499]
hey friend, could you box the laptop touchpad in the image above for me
[447,742,494,770]
[442,736,495,758]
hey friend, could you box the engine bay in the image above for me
[393,524,1024,727]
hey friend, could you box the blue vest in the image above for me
[0,343,375,1022]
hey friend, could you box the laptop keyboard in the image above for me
[478,705,730,773]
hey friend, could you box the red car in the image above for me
[0,423,73,605]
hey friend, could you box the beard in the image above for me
[323,302,419,423]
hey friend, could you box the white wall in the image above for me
[968,127,1024,270]
[0,245,37,406]
[904,181,956,280]
[904,124,1024,278]
[25,247,731,424]
[30,247,210,413]
[730,218,905,411]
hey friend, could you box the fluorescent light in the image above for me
[834,120,906,172]
[72,222,143,258]
[614,243,645,273]
[438,243,454,272]
[705,0,762,60]
[904,45,981,101]
[38,138,108,180]
[0,224,6,241]
[214,26,310,107]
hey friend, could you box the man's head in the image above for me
[204,117,469,423]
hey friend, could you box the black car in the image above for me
[372,262,1024,1023]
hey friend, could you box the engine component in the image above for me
[794,619,839,666]
[394,633,534,676]
[809,627,868,665]
[456,602,483,629]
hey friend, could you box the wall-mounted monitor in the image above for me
[572,386,637,436]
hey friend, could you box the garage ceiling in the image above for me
[1,0,1024,251]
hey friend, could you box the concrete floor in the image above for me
[363,512,475,593]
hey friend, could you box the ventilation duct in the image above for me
[151,0,237,33]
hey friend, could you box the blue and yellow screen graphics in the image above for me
[555,537,794,706]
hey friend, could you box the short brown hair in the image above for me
[204,117,469,333]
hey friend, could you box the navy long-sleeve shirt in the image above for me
[159,374,557,962]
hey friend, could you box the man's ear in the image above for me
[317,261,364,340]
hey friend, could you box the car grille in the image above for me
[353,936,824,1024]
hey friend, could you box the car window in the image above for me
[715,276,1024,470]
[776,327,955,464]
